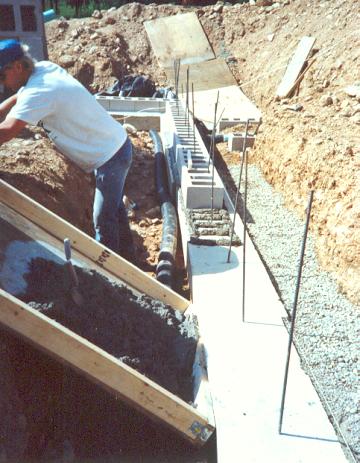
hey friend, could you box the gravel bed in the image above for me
[228,163,360,463]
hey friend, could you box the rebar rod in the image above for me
[192,82,195,156]
[241,146,249,322]
[278,190,314,434]
[208,91,219,173]
[210,92,220,220]
[174,59,180,116]
[186,67,190,134]
[227,119,250,263]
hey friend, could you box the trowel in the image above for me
[63,238,84,306]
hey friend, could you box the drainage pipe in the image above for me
[207,133,230,144]
[149,129,178,289]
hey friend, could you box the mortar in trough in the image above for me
[0,213,215,461]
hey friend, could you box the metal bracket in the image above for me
[189,421,213,442]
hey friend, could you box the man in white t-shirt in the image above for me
[0,39,135,260]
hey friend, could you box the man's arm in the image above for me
[0,94,18,122]
[0,117,27,145]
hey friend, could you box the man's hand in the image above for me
[0,117,26,145]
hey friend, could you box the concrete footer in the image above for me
[189,242,347,463]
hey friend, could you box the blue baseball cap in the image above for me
[0,39,24,70]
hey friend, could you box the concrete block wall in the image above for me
[169,101,224,209]
[176,146,224,209]
[97,96,225,210]
[95,95,167,113]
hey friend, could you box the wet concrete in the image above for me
[21,257,198,402]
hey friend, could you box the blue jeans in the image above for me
[93,137,134,257]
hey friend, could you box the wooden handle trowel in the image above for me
[64,238,84,306]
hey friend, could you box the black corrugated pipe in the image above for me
[149,129,178,289]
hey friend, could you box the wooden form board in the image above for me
[0,182,215,444]
[0,289,214,445]
[276,36,316,98]
[180,85,262,128]
[0,180,189,312]
[144,12,215,69]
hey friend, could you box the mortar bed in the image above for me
[3,257,204,461]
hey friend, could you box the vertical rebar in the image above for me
[181,83,184,119]
[174,59,180,116]
[241,146,249,322]
[227,119,250,263]
[278,190,314,434]
[208,91,219,173]
[210,106,225,221]
[192,83,195,157]
[210,93,219,220]
[186,67,190,136]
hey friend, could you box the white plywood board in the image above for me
[144,12,215,68]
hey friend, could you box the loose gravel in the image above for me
[228,163,360,463]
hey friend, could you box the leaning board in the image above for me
[144,12,215,68]
[276,36,316,98]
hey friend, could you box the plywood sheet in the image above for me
[180,85,262,129]
[144,12,215,68]
[168,58,237,92]
[276,36,316,98]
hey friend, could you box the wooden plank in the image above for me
[168,58,237,92]
[0,289,214,445]
[276,36,316,98]
[0,180,190,312]
[144,12,215,68]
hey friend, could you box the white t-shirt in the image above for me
[8,61,127,172]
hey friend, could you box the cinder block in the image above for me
[176,146,224,209]
[95,96,167,113]
[184,184,223,210]
[227,133,255,152]
[96,96,110,110]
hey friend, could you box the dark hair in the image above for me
[19,44,36,73]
